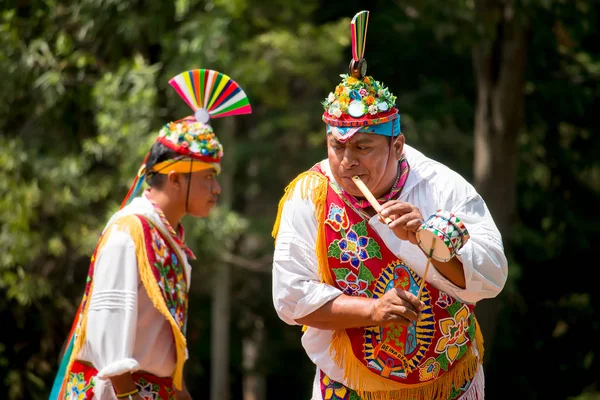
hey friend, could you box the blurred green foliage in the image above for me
[0,0,598,399]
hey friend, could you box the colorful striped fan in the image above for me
[168,69,252,123]
[351,10,370,62]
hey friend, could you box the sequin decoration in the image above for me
[157,119,223,162]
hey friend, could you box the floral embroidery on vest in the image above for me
[66,360,176,400]
[323,182,479,389]
[65,372,94,399]
[363,261,435,379]
[137,377,175,400]
[326,207,381,298]
[320,370,360,400]
[144,219,189,335]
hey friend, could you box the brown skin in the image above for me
[295,288,424,330]
[296,133,465,330]
[147,167,222,227]
[327,133,403,199]
[110,167,220,398]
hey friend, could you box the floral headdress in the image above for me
[120,69,252,208]
[156,119,223,164]
[322,74,397,122]
[322,11,401,142]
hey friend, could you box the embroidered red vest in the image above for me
[54,214,189,398]
[284,168,484,400]
[139,215,189,335]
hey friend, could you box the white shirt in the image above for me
[76,196,192,399]
[272,144,508,398]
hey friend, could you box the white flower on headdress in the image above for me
[368,105,378,115]
[328,92,336,103]
[189,141,201,153]
[378,89,386,97]
[377,101,389,112]
[333,108,342,118]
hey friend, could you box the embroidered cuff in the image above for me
[417,210,470,262]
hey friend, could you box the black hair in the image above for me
[145,142,185,189]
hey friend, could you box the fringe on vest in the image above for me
[327,319,485,400]
[272,171,334,287]
[64,215,187,390]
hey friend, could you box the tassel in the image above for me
[120,152,150,210]
[271,171,334,286]
[51,232,113,398]
[49,312,78,399]
[327,325,483,400]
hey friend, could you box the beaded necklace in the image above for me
[144,189,196,260]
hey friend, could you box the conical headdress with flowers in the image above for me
[322,11,400,142]
[120,69,252,208]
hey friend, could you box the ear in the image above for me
[167,171,184,190]
[393,134,405,159]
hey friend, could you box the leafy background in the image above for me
[1,0,598,399]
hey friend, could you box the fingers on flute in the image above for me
[395,288,424,312]
[388,211,423,230]
[377,213,395,225]
[388,305,419,324]
[388,214,411,229]
[380,202,413,217]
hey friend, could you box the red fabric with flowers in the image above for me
[321,180,479,386]
[64,360,176,399]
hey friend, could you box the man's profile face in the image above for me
[327,132,403,198]
[180,168,221,218]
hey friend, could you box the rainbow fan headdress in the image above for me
[322,11,400,142]
[118,69,252,209]
[169,69,252,124]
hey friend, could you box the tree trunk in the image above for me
[472,0,527,362]
[239,155,270,400]
[243,317,266,400]
[210,117,236,400]
[211,263,231,400]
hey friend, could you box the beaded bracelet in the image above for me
[115,388,139,399]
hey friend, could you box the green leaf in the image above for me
[437,353,450,371]
[467,314,476,338]
[333,268,350,280]
[447,301,462,316]
[358,263,375,282]
[328,239,342,259]
[365,238,382,259]
[456,344,468,360]
[353,221,368,238]
[349,392,362,400]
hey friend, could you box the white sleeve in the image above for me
[444,194,508,304]
[85,228,140,377]
[272,178,343,326]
